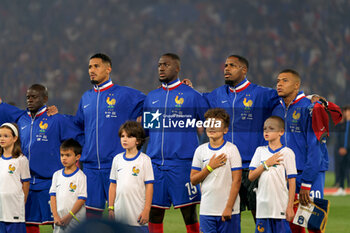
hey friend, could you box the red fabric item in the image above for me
[86,208,103,219]
[148,222,163,233]
[312,101,342,141]
[26,224,40,233]
[290,202,306,233]
[186,222,200,233]
[308,229,322,233]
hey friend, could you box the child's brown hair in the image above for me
[118,121,146,150]
[0,123,22,158]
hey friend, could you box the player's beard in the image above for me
[90,80,99,85]
[225,80,235,87]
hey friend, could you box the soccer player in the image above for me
[272,69,328,233]
[0,123,30,233]
[249,116,297,233]
[74,53,146,218]
[191,108,242,233]
[0,84,82,233]
[50,139,87,233]
[205,55,280,220]
[144,53,209,233]
[109,121,154,233]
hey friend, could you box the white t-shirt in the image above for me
[49,167,87,230]
[249,146,297,219]
[0,154,30,222]
[110,151,154,226]
[191,141,242,216]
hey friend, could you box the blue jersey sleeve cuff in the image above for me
[191,166,201,171]
[110,179,116,184]
[249,166,256,170]
[231,167,242,171]
[78,196,87,200]
[21,178,31,182]
[287,174,297,179]
[145,180,155,184]
[49,193,56,196]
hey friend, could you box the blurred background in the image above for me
[1,0,349,114]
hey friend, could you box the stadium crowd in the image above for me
[1,0,350,114]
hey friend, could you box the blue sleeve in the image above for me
[0,103,26,124]
[73,98,85,131]
[195,93,209,121]
[58,114,84,146]
[130,91,146,120]
[300,110,322,186]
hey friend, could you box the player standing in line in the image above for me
[191,108,242,233]
[144,53,209,233]
[0,84,82,233]
[249,116,296,233]
[205,55,280,221]
[50,139,87,233]
[0,123,30,233]
[272,69,328,233]
[74,53,146,218]
[109,121,154,233]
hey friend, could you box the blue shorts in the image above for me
[296,171,325,199]
[129,225,149,233]
[151,163,201,209]
[0,222,26,233]
[84,167,111,210]
[25,189,53,224]
[255,219,291,233]
[199,214,240,233]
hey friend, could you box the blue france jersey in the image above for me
[17,106,82,190]
[206,79,279,168]
[0,102,25,124]
[272,92,328,185]
[75,80,146,169]
[143,79,209,166]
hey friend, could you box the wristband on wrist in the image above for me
[108,206,114,210]
[262,161,269,170]
[206,165,213,173]
[69,211,80,223]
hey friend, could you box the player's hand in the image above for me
[182,79,193,88]
[108,209,115,220]
[60,213,73,226]
[221,207,232,222]
[286,205,295,222]
[299,189,311,206]
[0,97,2,104]
[47,105,58,116]
[339,147,347,156]
[208,153,227,170]
[53,216,63,226]
[265,152,283,167]
[137,209,150,225]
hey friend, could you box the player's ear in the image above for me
[76,154,81,160]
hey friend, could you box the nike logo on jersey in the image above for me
[221,100,227,103]
[83,104,90,109]
[202,159,209,162]
[152,100,159,104]
[320,126,325,131]
[21,126,27,130]
[189,195,198,200]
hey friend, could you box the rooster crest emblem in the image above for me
[69,182,77,192]
[106,97,116,106]
[8,164,16,174]
[132,166,140,176]
[39,121,48,130]
[257,225,265,232]
[175,96,184,107]
[292,110,301,120]
[243,98,253,108]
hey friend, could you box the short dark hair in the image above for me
[118,121,146,150]
[228,55,249,70]
[0,123,22,158]
[29,84,48,98]
[60,138,82,156]
[278,69,301,81]
[266,116,285,130]
[161,53,181,68]
[90,53,112,68]
[204,108,230,129]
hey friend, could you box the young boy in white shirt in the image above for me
[249,116,297,233]
[49,139,87,233]
[108,121,154,233]
[191,108,242,233]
